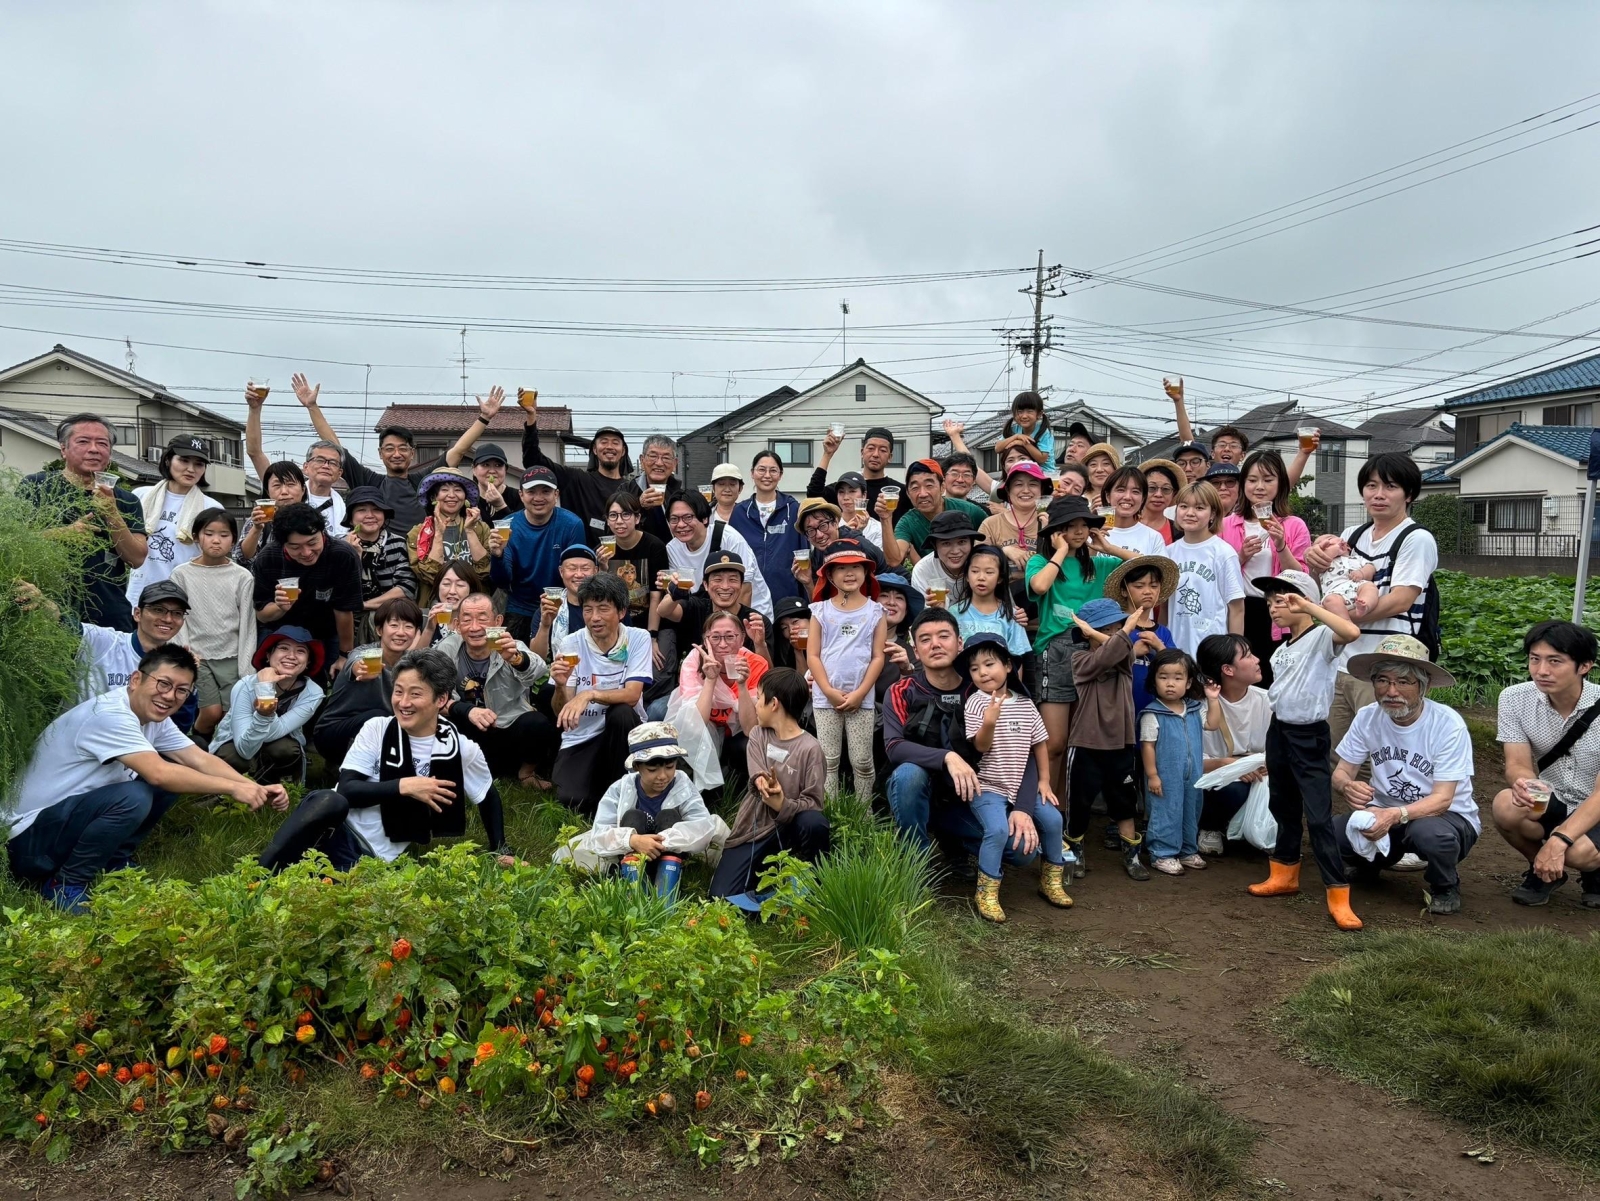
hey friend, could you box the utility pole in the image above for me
[1029,250,1046,395]
[998,251,1065,401]
[459,328,469,404]
[840,301,849,367]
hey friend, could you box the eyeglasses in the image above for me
[1371,674,1423,692]
[666,513,699,527]
[150,678,194,700]
[144,606,186,620]
[306,455,341,468]
[608,511,636,522]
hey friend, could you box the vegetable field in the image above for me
[1435,570,1596,702]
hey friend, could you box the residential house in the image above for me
[676,360,944,488]
[1444,424,1593,558]
[933,399,1144,471]
[1443,350,1600,461]
[373,403,575,473]
[0,344,250,504]
[1354,407,1456,471]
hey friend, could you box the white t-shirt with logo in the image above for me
[340,716,493,862]
[76,624,142,701]
[6,690,192,839]
[1161,535,1246,656]
[1268,624,1342,725]
[1333,518,1438,672]
[306,487,347,537]
[1202,685,1272,760]
[556,626,654,748]
[1105,521,1166,558]
[1335,699,1480,831]
[126,486,218,604]
[668,524,773,619]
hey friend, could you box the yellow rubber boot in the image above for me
[975,873,1006,923]
[1038,862,1074,909]
[1326,886,1363,931]
[1248,860,1301,897]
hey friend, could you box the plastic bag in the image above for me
[664,691,724,791]
[1226,777,1277,851]
[1195,752,1265,790]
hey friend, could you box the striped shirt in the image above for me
[1497,679,1600,808]
[1333,518,1437,672]
[964,691,1047,804]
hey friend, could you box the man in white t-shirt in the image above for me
[665,491,772,619]
[77,580,198,731]
[7,645,286,911]
[551,573,653,816]
[1305,453,1439,758]
[1333,634,1479,915]
[303,439,349,536]
[257,648,508,871]
[1195,633,1272,854]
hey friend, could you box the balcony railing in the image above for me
[1474,533,1579,559]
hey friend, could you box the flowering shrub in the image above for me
[0,845,899,1149]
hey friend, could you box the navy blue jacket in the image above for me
[729,493,806,606]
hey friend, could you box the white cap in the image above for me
[711,463,745,483]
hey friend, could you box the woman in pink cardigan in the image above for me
[1219,449,1309,687]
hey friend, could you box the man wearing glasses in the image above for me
[301,440,348,534]
[4,645,287,912]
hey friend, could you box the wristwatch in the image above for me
[1398,806,1411,825]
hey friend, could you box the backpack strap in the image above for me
[1537,699,1600,773]
[709,520,726,556]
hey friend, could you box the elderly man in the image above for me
[1493,620,1600,909]
[490,466,588,643]
[519,390,631,546]
[622,434,683,543]
[1332,634,1479,915]
[438,592,553,785]
[893,459,990,560]
[20,413,148,630]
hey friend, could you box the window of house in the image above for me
[980,448,997,473]
[1543,403,1593,426]
[769,439,812,467]
[1469,500,1488,525]
[1316,441,1344,473]
[1462,409,1518,448]
[888,440,906,468]
[113,424,139,448]
[854,384,867,403]
[1488,497,1540,532]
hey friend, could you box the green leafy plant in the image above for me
[760,828,934,957]
[1435,570,1598,702]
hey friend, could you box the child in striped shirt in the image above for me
[959,633,1071,922]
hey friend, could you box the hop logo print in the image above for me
[1387,777,1424,804]
[1177,586,1203,615]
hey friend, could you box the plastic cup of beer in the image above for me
[254,679,278,715]
[434,607,453,627]
[1525,779,1553,818]
[1098,506,1116,521]
[829,422,845,438]
[493,516,514,532]
[558,651,580,670]
[279,576,301,604]
[600,535,617,552]
[792,628,809,653]
[699,485,714,503]
[359,648,383,676]
[1252,503,1273,521]
[94,471,119,492]
[517,387,537,411]
[486,626,507,652]
[543,586,565,603]
[880,486,900,513]
[248,378,271,400]
[1296,425,1319,452]
[259,501,277,521]
[928,586,949,607]
[793,549,810,569]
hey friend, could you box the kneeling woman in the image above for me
[211,626,326,783]
[257,650,510,871]
[563,721,728,899]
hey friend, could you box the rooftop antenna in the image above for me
[459,327,469,404]
[840,301,850,367]
[123,336,136,375]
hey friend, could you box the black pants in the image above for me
[459,710,556,780]
[1067,745,1138,840]
[1242,596,1278,689]
[258,785,507,872]
[552,704,641,817]
[709,810,831,898]
[1338,807,1479,892]
[1201,779,1251,832]
[1265,718,1347,886]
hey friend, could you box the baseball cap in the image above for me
[137,580,190,610]
[472,442,509,466]
[165,433,211,463]
[561,543,598,564]
[835,471,867,492]
[703,549,747,577]
[711,463,745,483]
[520,466,558,491]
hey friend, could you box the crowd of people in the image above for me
[7,380,1598,925]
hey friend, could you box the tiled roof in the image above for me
[1485,422,1593,463]
[1442,351,1600,410]
[1355,406,1454,455]
[1230,399,1364,441]
[1420,463,1458,485]
[374,403,571,436]
[680,385,799,442]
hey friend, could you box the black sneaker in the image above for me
[1510,868,1567,906]
[1427,887,1462,915]
[1580,871,1600,910]
[1103,820,1121,851]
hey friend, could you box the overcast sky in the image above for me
[4,2,1600,465]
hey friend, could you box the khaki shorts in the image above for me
[196,657,242,709]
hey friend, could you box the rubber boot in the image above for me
[1038,862,1074,909]
[1325,886,1363,931]
[1121,835,1150,881]
[1248,860,1301,897]
[974,873,1006,923]
[1065,836,1088,879]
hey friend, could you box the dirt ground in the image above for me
[5,709,1597,1201]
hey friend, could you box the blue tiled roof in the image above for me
[1443,351,1600,409]
[1420,463,1456,484]
[1474,422,1592,464]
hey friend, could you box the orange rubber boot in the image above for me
[1247,860,1300,897]
[1325,886,1363,931]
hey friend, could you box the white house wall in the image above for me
[0,425,64,477]
[726,380,937,478]
[1455,443,1586,498]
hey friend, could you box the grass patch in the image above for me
[1283,929,1600,1175]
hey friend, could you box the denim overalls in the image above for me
[1141,698,1205,860]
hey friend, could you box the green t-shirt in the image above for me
[894,497,990,555]
[1025,552,1120,653]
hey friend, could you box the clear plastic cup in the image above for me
[279,576,301,604]
[94,471,119,491]
[486,626,507,652]
[880,486,901,513]
[928,587,949,607]
[600,535,617,551]
[829,422,845,438]
[1253,503,1274,520]
[359,648,383,676]
[1525,779,1553,818]
[699,485,714,502]
[259,501,278,521]
[1297,425,1319,452]
[254,679,278,715]
[517,387,537,411]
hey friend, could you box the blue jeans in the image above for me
[967,789,1065,878]
[1146,779,1201,860]
[7,780,173,886]
[887,763,936,850]
[645,694,671,723]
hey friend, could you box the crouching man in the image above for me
[6,645,287,911]
[257,649,511,871]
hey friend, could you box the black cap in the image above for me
[473,442,509,466]
[835,471,868,492]
[1174,440,1212,461]
[1204,461,1241,481]
[926,510,979,542]
[592,426,628,444]
[341,485,396,528]
[137,580,190,610]
[703,549,746,577]
[520,465,558,491]
[165,433,211,463]
[774,595,810,623]
[1066,421,1092,441]
[862,426,895,447]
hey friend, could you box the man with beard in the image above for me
[518,389,632,547]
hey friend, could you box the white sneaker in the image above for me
[1393,852,1427,872]
[1151,856,1185,876]
[1179,853,1208,870]
[1197,829,1225,856]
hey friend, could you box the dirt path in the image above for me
[979,749,1600,1200]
